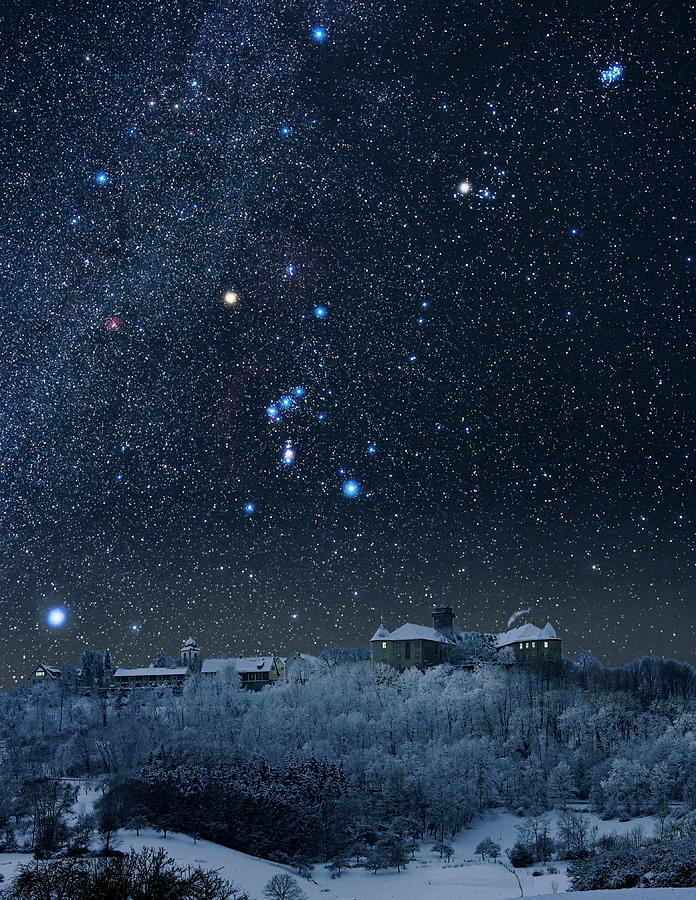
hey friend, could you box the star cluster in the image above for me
[0,0,692,686]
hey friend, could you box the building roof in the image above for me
[36,663,61,675]
[181,636,199,648]
[369,623,391,642]
[201,657,277,675]
[114,667,188,678]
[200,658,236,675]
[496,622,558,649]
[234,656,276,673]
[387,623,454,644]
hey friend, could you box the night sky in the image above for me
[1,0,693,687]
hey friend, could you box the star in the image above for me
[223,290,239,306]
[313,305,328,319]
[311,26,327,43]
[457,180,472,195]
[93,171,110,185]
[342,479,361,498]
[47,607,67,627]
[243,502,256,515]
[279,125,292,137]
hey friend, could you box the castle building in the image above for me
[370,618,453,670]
[495,622,562,663]
[370,605,561,671]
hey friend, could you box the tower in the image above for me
[179,636,201,670]
[431,604,455,638]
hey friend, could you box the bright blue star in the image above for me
[311,26,327,42]
[131,623,141,633]
[565,310,573,318]
[47,607,67,628]
[421,301,429,309]
[293,386,305,397]
[266,404,279,419]
[313,305,328,319]
[367,443,377,455]
[316,413,326,422]
[569,227,580,236]
[279,125,292,136]
[69,216,80,226]
[285,264,296,277]
[281,442,296,466]
[244,502,256,515]
[342,479,361,498]
[93,171,110,185]
[600,64,623,84]
[279,395,293,409]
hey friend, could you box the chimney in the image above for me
[432,604,455,638]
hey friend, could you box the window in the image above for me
[404,642,411,660]
[531,641,536,648]
[382,641,387,649]
[35,670,45,677]
[543,641,549,648]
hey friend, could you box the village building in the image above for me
[201,656,284,690]
[28,663,61,685]
[112,638,285,691]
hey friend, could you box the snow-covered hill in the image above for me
[1,805,681,900]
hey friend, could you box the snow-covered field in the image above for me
[531,895,696,900]
[0,796,690,900]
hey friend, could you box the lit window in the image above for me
[382,642,387,649]
[544,641,549,648]
[531,641,536,648]
[35,670,45,677]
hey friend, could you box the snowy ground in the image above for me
[1,800,688,900]
[530,894,696,900]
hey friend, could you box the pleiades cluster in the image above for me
[0,0,692,686]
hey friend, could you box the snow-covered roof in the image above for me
[496,622,558,649]
[181,636,199,648]
[201,657,276,674]
[234,657,275,673]
[36,663,61,675]
[387,623,454,644]
[200,658,236,675]
[114,667,188,678]
[369,623,391,642]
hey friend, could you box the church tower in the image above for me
[179,636,201,670]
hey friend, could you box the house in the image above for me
[28,663,61,685]
[112,666,189,689]
[370,605,561,671]
[496,622,562,664]
[201,656,285,690]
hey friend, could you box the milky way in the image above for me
[0,0,693,685]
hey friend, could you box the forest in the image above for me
[1,651,696,891]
